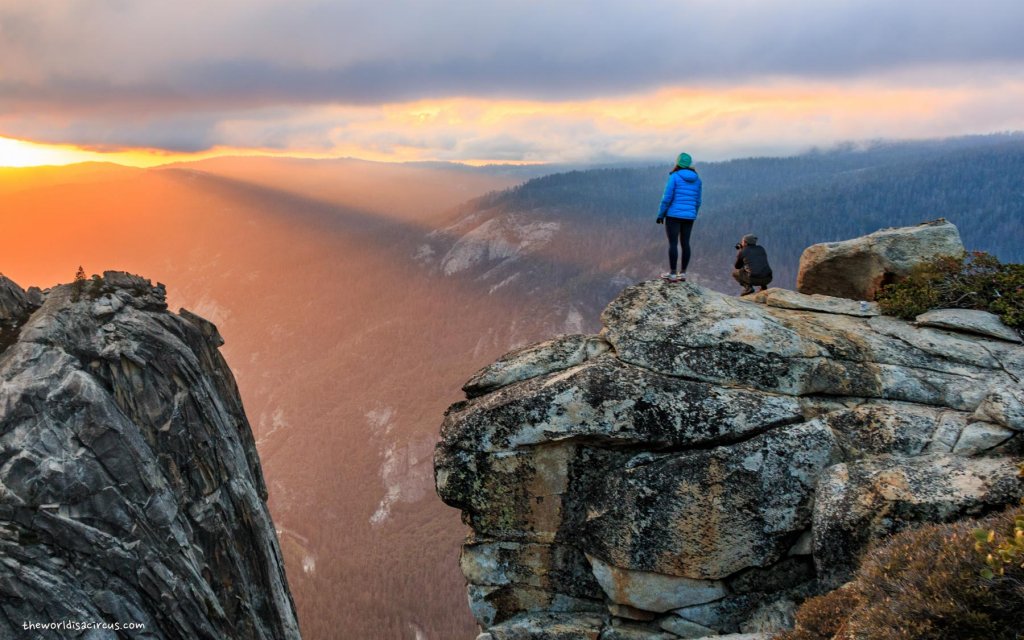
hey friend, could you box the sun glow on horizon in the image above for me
[0,136,350,169]
[0,133,549,170]
[5,74,1024,169]
[0,136,213,168]
[0,137,94,168]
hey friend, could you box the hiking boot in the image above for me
[661,272,678,282]
[740,286,755,296]
[677,273,687,282]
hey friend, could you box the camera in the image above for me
[735,242,743,250]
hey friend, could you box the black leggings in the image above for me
[665,218,694,273]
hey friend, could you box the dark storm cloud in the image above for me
[1,0,1023,152]
[4,1,1024,105]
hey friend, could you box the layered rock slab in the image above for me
[0,273,300,639]
[601,281,1016,410]
[438,273,1023,639]
[916,308,1022,343]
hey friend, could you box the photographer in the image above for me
[733,234,772,296]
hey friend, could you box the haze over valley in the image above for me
[1,134,1023,638]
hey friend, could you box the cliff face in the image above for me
[0,272,300,639]
[436,235,1024,639]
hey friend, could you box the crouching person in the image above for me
[733,234,772,296]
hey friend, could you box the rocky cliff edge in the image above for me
[435,224,1023,640]
[0,272,300,639]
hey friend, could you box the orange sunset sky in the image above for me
[2,1,1024,168]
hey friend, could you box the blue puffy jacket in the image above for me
[658,168,702,220]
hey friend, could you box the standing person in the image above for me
[733,234,773,295]
[656,152,702,282]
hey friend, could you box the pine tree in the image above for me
[72,266,86,302]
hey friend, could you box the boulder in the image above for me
[441,355,804,454]
[600,282,826,396]
[462,542,600,598]
[468,583,605,627]
[916,308,1021,343]
[672,594,766,633]
[796,219,964,300]
[600,281,1011,409]
[436,441,583,543]
[24,286,45,307]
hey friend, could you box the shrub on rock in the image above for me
[775,502,1024,640]
[877,251,1024,332]
[771,586,858,640]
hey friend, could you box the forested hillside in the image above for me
[450,134,1024,291]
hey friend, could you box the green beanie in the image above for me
[675,152,692,168]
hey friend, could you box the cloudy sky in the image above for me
[2,0,1024,165]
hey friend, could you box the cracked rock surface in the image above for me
[437,271,1023,639]
[0,272,300,639]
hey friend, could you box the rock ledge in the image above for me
[438,259,1023,638]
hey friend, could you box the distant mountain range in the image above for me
[0,133,1021,640]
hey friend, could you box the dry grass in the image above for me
[774,505,1024,640]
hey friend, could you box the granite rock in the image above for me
[916,308,1021,343]
[0,272,300,639]
[796,219,964,300]
[436,223,1022,639]
[749,288,880,317]
[813,454,1024,586]
[464,334,611,398]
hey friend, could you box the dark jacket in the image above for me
[735,245,772,280]
[658,168,702,220]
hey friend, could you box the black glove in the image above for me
[656,216,665,224]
